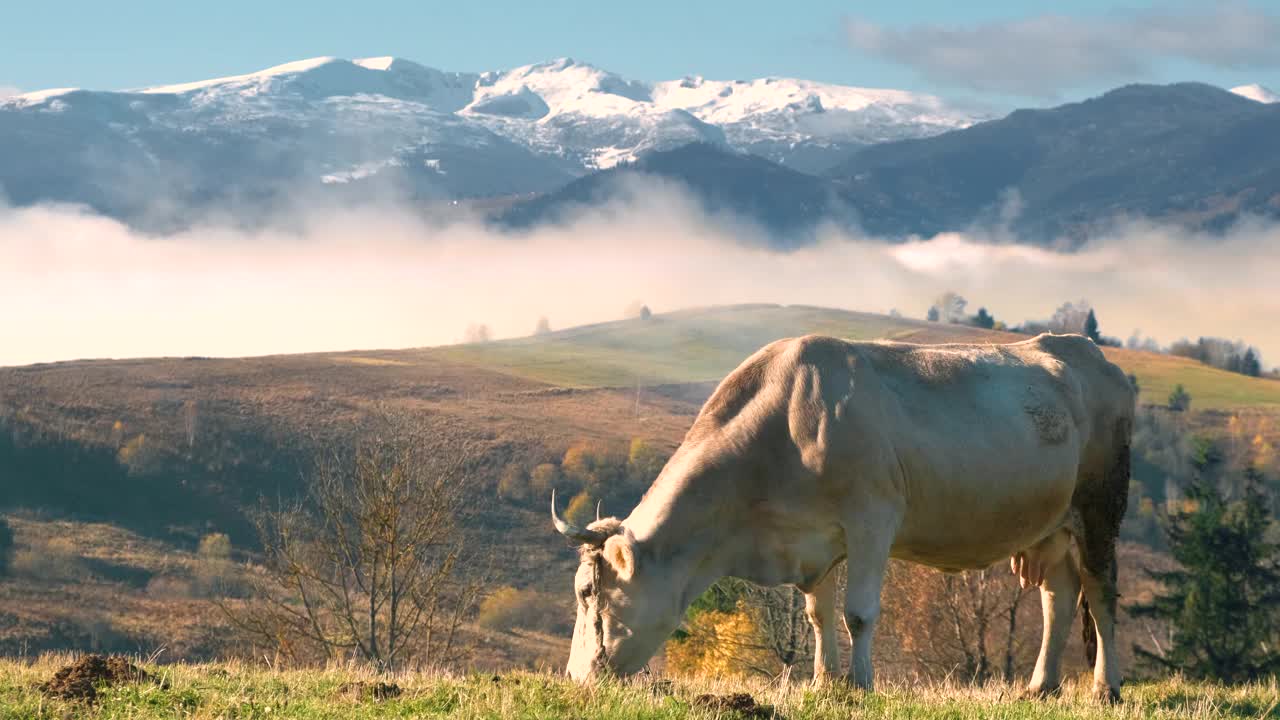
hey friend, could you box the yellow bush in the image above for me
[563,441,627,490]
[477,586,572,634]
[561,444,595,484]
[627,437,668,488]
[478,586,526,632]
[564,492,596,527]
[117,434,146,464]
[664,602,772,678]
[529,463,565,498]
[198,532,232,560]
[498,464,530,503]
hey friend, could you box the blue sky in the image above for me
[2,1,1278,108]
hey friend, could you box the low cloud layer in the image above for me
[2,185,1278,369]
[845,2,1280,98]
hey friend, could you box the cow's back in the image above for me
[644,332,1132,570]
[796,333,1129,569]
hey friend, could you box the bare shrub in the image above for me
[878,560,1032,684]
[222,412,488,670]
[145,574,195,598]
[10,537,90,583]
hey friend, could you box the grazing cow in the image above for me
[553,333,1132,702]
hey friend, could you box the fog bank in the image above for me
[3,187,1278,368]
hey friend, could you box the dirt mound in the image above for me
[693,692,775,718]
[338,681,402,701]
[39,654,154,702]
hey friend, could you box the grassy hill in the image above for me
[439,304,1280,412]
[3,302,1275,538]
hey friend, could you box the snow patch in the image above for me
[354,56,397,71]
[6,87,79,106]
[141,56,342,94]
[1231,83,1279,104]
[320,157,406,184]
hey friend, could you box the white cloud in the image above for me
[845,2,1280,97]
[1,188,1278,369]
[0,85,21,99]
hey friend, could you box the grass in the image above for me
[1,655,1276,720]
[435,305,1010,387]
[1101,347,1280,411]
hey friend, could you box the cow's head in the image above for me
[551,491,682,682]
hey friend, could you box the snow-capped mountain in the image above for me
[0,55,983,227]
[651,74,976,171]
[1230,83,1279,104]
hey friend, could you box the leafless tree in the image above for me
[463,323,492,343]
[748,584,813,675]
[1047,299,1092,335]
[930,291,969,324]
[878,561,1030,684]
[938,569,1027,683]
[223,415,486,670]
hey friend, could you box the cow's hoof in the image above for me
[1092,685,1121,704]
[808,675,832,690]
[1020,684,1061,700]
[811,676,862,691]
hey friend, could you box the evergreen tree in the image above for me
[1168,384,1192,412]
[972,307,995,329]
[1242,348,1262,378]
[927,306,940,322]
[1130,470,1280,683]
[1084,309,1101,343]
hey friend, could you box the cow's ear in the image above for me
[603,534,635,582]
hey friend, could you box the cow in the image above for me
[552,333,1133,702]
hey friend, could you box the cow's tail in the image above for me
[1080,590,1097,668]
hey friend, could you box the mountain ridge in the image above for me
[0,55,982,230]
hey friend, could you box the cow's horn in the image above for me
[596,500,603,522]
[551,489,608,545]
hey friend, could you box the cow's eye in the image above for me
[579,585,593,599]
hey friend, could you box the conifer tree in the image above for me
[1084,309,1100,343]
[1242,348,1261,378]
[1129,469,1280,683]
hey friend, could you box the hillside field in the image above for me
[1,303,1277,666]
[440,304,1280,412]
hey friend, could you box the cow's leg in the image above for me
[1074,421,1130,703]
[1078,538,1122,702]
[1023,530,1079,697]
[805,572,840,685]
[841,516,895,690]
